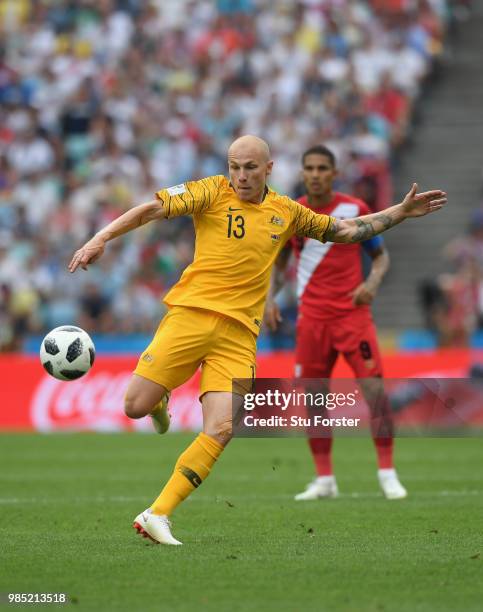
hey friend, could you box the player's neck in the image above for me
[254,185,269,203]
[307,191,333,208]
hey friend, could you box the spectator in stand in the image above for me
[420,208,483,346]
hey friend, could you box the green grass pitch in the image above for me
[1,433,482,611]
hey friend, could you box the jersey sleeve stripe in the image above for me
[185,182,196,215]
[291,203,334,243]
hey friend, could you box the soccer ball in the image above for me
[39,326,95,381]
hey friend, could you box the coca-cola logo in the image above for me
[31,371,137,432]
[30,370,203,432]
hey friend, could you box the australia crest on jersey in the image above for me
[269,215,285,227]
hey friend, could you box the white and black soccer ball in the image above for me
[39,326,95,381]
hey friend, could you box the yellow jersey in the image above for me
[156,175,334,335]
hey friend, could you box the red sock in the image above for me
[373,436,394,469]
[308,437,333,476]
[367,390,394,470]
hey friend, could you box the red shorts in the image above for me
[294,311,383,378]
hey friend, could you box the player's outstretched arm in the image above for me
[325,184,447,244]
[68,199,165,273]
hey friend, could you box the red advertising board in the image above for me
[0,349,476,431]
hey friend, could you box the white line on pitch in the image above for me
[0,490,481,505]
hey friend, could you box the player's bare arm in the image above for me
[68,199,166,273]
[264,245,291,331]
[325,183,447,244]
[350,246,390,306]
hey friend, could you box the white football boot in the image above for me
[150,393,171,434]
[378,468,408,500]
[294,475,339,501]
[133,508,182,545]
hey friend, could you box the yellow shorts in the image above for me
[134,306,257,396]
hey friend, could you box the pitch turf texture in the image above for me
[1,434,482,611]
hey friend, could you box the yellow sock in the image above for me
[150,432,224,516]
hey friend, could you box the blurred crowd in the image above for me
[0,0,468,350]
[420,206,483,347]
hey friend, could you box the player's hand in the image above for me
[401,183,447,218]
[68,236,106,273]
[264,299,282,331]
[349,282,375,306]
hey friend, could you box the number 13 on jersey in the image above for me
[227,213,245,239]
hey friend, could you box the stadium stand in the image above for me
[371,0,483,337]
[0,0,470,350]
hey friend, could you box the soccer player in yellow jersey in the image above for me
[69,135,446,545]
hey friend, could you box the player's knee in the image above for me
[204,419,233,446]
[124,394,150,419]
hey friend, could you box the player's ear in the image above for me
[266,160,274,177]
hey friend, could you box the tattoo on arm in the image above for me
[325,219,340,241]
[352,218,375,242]
[350,214,393,243]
